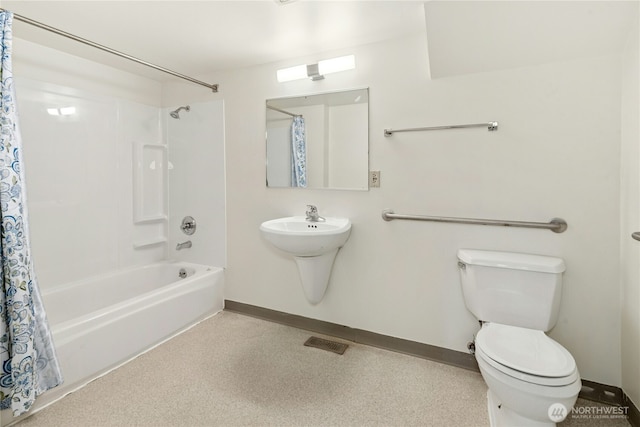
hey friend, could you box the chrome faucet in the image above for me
[305,205,325,222]
[176,240,192,250]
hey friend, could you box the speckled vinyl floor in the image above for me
[13,312,631,427]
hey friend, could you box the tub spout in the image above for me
[176,240,192,250]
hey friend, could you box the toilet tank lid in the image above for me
[457,249,565,273]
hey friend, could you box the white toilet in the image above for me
[457,249,581,426]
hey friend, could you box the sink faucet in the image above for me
[305,205,325,222]
[176,240,192,250]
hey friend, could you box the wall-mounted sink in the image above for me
[260,215,351,304]
[259,216,351,257]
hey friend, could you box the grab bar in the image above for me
[381,209,567,233]
[384,121,498,136]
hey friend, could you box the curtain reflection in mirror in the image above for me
[291,116,307,187]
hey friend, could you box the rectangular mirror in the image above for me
[266,88,369,190]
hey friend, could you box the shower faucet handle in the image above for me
[181,216,196,235]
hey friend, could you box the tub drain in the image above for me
[304,336,348,355]
[178,268,188,279]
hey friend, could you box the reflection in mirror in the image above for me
[266,88,369,190]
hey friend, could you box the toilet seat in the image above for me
[476,346,579,387]
[476,323,578,387]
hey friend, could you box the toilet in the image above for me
[457,249,581,426]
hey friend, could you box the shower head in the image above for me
[170,105,190,119]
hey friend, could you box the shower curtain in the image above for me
[0,11,63,416]
[291,116,307,187]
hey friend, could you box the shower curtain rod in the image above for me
[267,105,301,117]
[2,9,219,92]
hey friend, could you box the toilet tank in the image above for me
[457,249,566,331]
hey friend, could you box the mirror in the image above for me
[266,88,369,190]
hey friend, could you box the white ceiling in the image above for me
[2,1,638,84]
[2,1,427,81]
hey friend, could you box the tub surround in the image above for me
[14,40,226,290]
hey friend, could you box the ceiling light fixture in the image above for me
[276,55,355,83]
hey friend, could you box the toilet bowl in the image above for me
[475,323,581,426]
[456,249,581,426]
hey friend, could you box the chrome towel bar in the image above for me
[381,209,567,233]
[384,121,498,137]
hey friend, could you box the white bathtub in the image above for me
[6,261,224,424]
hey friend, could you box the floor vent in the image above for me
[304,336,348,355]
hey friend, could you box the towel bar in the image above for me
[381,209,567,233]
[384,121,498,136]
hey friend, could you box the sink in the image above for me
[259,216,351,257]
[260,216,351,304]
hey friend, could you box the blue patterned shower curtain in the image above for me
[291,116,307,187]
[0,11,63,416]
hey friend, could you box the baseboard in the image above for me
[624,392,640,427]
[579,379,624,405]
[224,300,478,371]
[224,300,632,412]
[567,376,640,422]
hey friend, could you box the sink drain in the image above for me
[304,336,348,355]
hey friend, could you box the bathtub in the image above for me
[6,261,224,423]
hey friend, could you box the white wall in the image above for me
[165,32,623,387]
[620,9,640,410]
